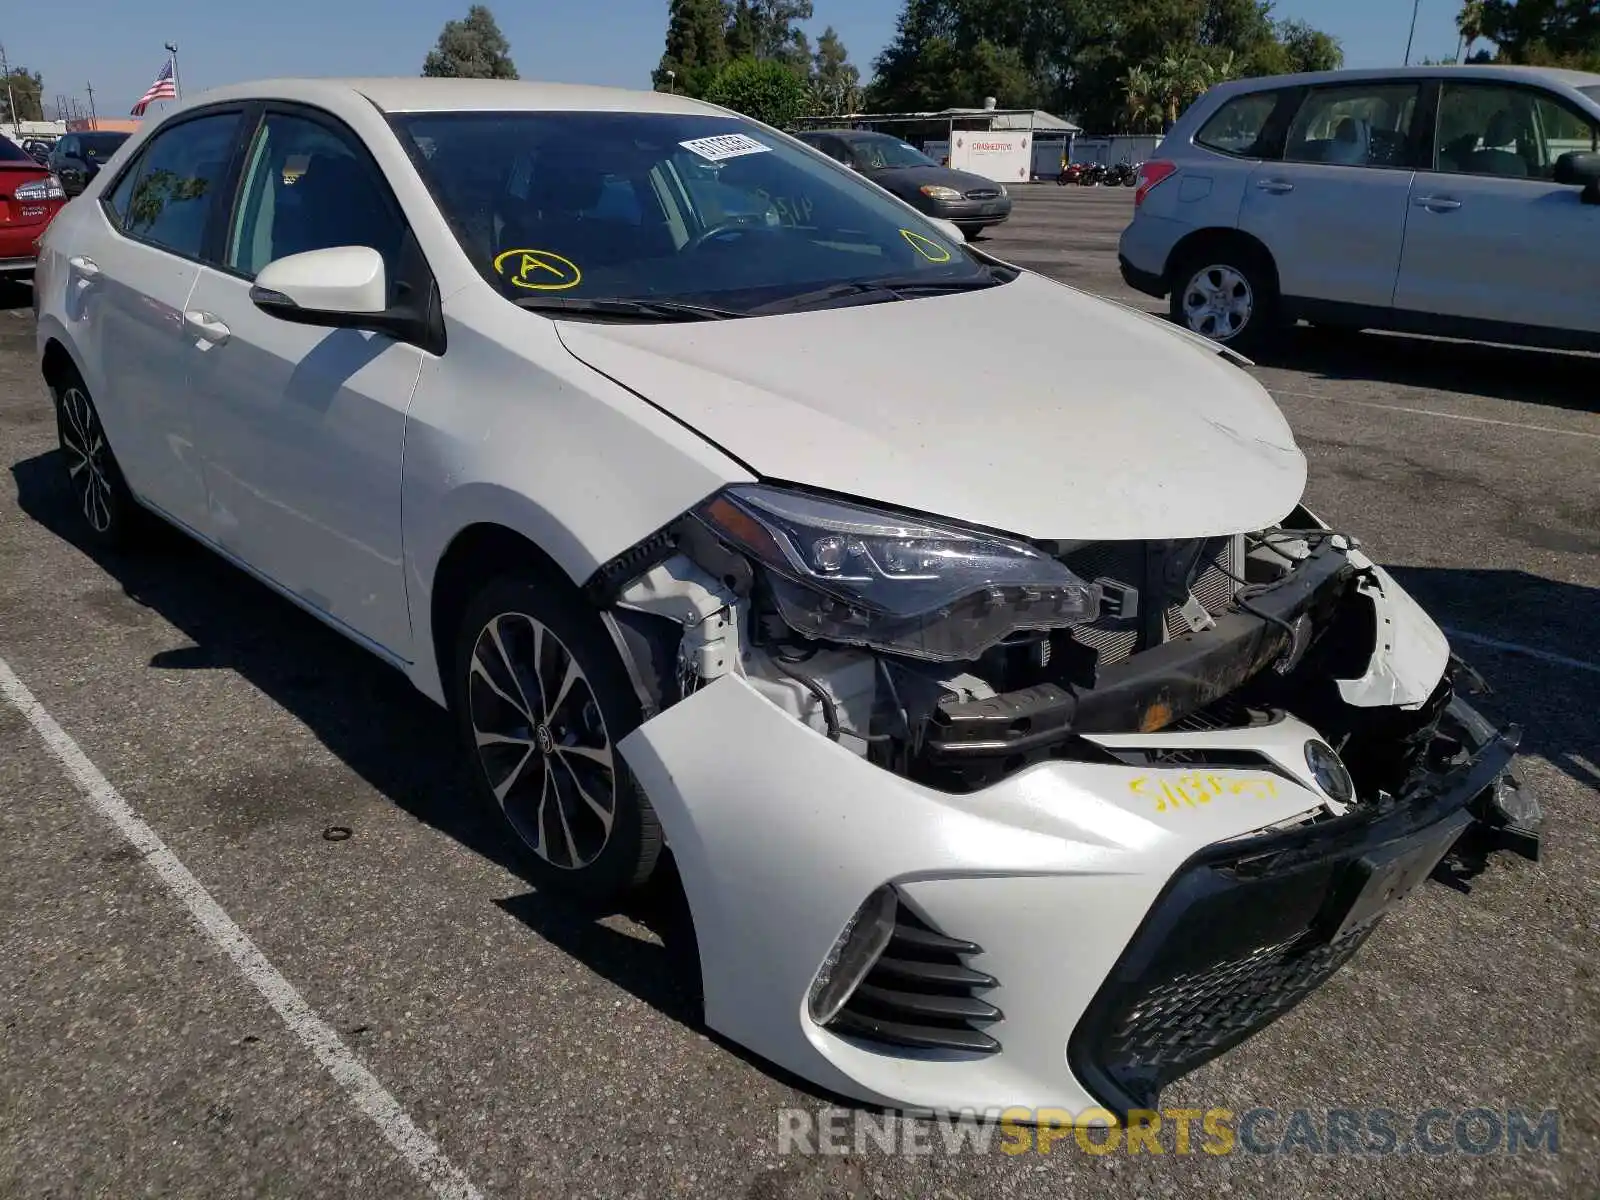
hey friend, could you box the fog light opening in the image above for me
[807,885,898,1025]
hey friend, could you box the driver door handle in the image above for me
[183,310,231,345]
[1255,178,1295,194]
[1414,195,1462,212]
[68,255,101,280]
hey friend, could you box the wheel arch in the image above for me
[425,520,573,707]
[1164,227,1280,296]
[40,335,82,391]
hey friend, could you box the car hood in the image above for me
[865,164,999,194]
[554,272,1306,541]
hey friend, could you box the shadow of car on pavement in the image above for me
[8,448,739,1045]
[1255,325,1600,417]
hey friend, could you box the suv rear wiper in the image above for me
[748,274,1005,315]
[512,296,740,322]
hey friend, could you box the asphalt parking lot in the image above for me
[1,185,1596,1199]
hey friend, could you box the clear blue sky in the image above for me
[12,0,1464,124]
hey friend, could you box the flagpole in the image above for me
[164,41,181,101]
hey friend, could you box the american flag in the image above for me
[131,60,177,116]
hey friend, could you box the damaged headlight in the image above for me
[693,485,1101,661]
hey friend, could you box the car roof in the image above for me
[170,76,730,118]
[806,129,898,141]
[1207,63,1600,100]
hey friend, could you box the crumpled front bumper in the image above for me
[618,659,1532,1117]
[1069,693,1522,1117]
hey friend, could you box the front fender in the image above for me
[400,294,753,703]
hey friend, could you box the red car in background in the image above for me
[1,133,67,280]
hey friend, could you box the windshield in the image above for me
[80,133,129,159]
[847,134,937,169]
[393,110,997,317]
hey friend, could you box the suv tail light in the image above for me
[1135,160,1178,208]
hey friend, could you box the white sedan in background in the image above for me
[33,77,1538,1121]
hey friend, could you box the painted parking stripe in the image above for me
[1269,389,1600,442]
[0,654,484,1200]
[1444,628,1600,676]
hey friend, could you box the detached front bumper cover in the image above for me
[1068,695,1530,1118]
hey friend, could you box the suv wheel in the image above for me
[1171,251,1277,352]
[451,575,664,902]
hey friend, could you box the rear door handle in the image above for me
[68,255,101,280]
[1255,178,1295,194]
[1414,195,1462,212]
[183,310,231,345]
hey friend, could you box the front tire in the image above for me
[451,575,664,902]
[1169,249,1278,353]
[51,367,142,549]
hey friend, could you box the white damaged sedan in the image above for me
[33,78,1540,1119]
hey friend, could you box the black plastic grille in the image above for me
[827,903,1003,1055]
[964,187,1002,199]
[1106,926,1372,1077]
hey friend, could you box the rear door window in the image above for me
[1284,83,1422,168]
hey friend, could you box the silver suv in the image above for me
[1118,65,1600,353]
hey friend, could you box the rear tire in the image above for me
[49,365,144,550]
[1169,246,1279,354]
[450,574,664,903]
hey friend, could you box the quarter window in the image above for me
[1434,83,1600,179]
[227,112,408,283]
[1283,84,1421,168]
[1195,92,1281,157]
[116,113,240,259]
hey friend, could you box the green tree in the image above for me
[809,25,860,111]
[1479,0,1600,67]
[0,68,44,123]
[725,0,760,59]
[655,0,729,95]
[1456,0,1488,61]
[1276,18,1345,72]
[422,5,519,79]
[704,57,809,126]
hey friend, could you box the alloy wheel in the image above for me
[467,612,617,870]
[1180,264,1254,342]
[59,387,115,534]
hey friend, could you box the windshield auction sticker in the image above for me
[493,248,582,291]
[679,133,772,162]
[900,229,952,263]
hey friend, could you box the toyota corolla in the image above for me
[32,77,1540,1121]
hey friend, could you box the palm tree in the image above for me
[1456,0,1487,63]
[1121,66,1161,133]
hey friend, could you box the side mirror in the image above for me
[249,244,444,353]
[1554,150,1600,204]
[927,216,967,244]
[251,245,388,317]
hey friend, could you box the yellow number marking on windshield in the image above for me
[900,229,952,263]
[1130,772,1281,814]
[493,248,582,291]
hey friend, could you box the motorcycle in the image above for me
[1056,161,1090,186]
[1078,162,1109,186]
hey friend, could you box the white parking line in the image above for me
[1444,628,1600,676]
[1269,389,1600,442]
[0,654,484,1200]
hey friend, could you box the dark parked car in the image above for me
[795,129,1012,239]
[47,131,131,196]
[20,138,55,165]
